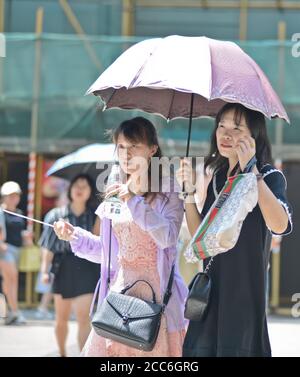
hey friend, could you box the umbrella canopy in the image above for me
[87,35,289,123]
[47,143,116,181]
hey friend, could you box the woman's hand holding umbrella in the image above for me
[176,158,197,195]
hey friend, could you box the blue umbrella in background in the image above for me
[46,143,116,182]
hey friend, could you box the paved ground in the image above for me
[267,315,300,357]
[0,311,300,357]
[0,310,80,357]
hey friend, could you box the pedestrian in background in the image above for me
[0,181,30,325]
[39,174,100,357]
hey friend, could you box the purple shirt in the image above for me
[70,188,189,332]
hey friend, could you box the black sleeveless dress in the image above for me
[183,164,292,357]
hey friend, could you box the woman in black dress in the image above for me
[177,103,292,357]
[39,174,100,357]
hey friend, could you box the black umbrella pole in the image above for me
[182,93,194,197]
[185,93,194,158]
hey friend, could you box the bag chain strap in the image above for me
[204,256,214,274]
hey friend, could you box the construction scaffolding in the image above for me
[0,33,299,158]
[2,0,300,40]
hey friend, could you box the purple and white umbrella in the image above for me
[87,35,289,156]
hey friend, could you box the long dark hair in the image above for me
[205,103,272,174]
[111,117,165,202]
[68,173,96,209]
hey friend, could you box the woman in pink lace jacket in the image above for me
[53,117,188,357]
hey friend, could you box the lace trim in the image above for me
[276,198,293,235]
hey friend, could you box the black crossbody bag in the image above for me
[91,220,175,352]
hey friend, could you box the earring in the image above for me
[212,151,217,157]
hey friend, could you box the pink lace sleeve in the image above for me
[126,192,184,249]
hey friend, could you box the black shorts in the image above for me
[52,253,100,299]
